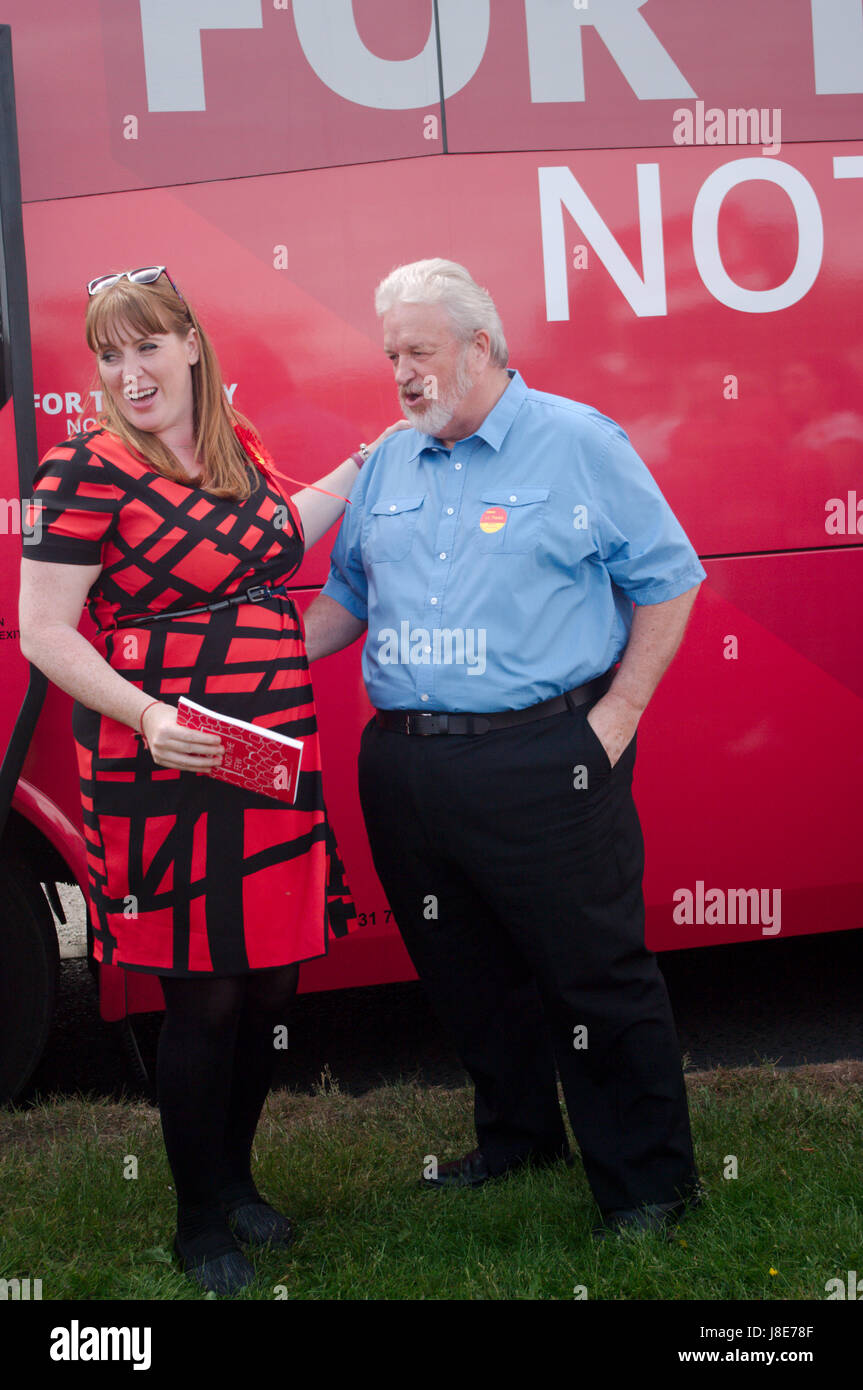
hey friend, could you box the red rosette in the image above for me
[232,420,351,504]
[233,421,277,478]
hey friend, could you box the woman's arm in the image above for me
[18,559,223,771]
[290,456,362,551]
[290,420,410,549]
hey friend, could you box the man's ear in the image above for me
[472,329,491,367]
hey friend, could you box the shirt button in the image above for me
[447,507,454,515]
[454,462,462,470]
[439,552,447,560]
[430,597,438,605]
[389,504,397,512]
[509,494,517,502]
[423,645,431,654]
[420,693,430,702]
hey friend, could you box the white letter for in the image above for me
[525,0,695,102]
[539,164,666,320]
[292,0,489,110]
[140,0,263,112]
[811,0,863,94]
[692,160,824,313]
[834,154,863,183]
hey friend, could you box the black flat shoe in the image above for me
[421,1148,493,1189]
[227,1201,295,1249]
[173,1233,256,1295]
[421,1146,573,1190]
[592,1184,706,1241]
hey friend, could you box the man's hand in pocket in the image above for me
[585,692,641,769]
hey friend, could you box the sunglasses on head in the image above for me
[86,266,184,302]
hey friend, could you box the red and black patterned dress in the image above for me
[28,426,355,975]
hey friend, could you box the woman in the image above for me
[19,266,404,1295]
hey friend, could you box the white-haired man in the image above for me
[303,259,706,1237]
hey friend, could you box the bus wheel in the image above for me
[0,855,59,1105]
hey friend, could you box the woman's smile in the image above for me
[123,380,158,405]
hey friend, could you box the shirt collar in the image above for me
[406,369,526,460]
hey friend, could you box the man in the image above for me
[303,259,706,1238]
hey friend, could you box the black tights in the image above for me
[156,966,298,1247]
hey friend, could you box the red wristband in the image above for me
[138,699,162,749]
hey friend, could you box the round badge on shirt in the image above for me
[479,506,507,534]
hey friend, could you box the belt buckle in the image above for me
[411,711,446,735]
[246,585,269,603]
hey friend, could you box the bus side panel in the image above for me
[5,0,438,202]
[7,0,861,200]
[642,550,863,951]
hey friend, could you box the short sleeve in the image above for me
[588,420,706,605]
[25,435,122,565]
[321,470,370,622]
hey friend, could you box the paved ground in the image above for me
[17,885,863,1104]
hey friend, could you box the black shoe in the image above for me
[227,1201,295,1249]
[592,1184,705,1241]
[173,1232,256,1295]
[421,1146,572,1190]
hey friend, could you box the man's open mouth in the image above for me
[125,386,157,402]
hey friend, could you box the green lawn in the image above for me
[1,1061,861,1300]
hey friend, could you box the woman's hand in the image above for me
[366,420,411,454]
[141,702,224,772]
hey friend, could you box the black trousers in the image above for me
[358,700,697,1215]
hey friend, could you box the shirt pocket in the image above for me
[474,487,550,554]
[364,495,425,563]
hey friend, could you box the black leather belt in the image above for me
[117,581,293,628]
[374,671,614,736]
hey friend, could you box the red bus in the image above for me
[1,0,861,1101]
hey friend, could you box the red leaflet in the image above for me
[177,696,303,804]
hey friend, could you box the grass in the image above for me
[1,1061,861,1300]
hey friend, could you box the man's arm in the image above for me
[303,593,367,661]
[587,582,702,766]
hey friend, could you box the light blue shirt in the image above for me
[322,370,706,712]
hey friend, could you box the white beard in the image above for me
[400,349,476,436]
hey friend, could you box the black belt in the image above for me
[374,671,614,736]
[117,582,293,628]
